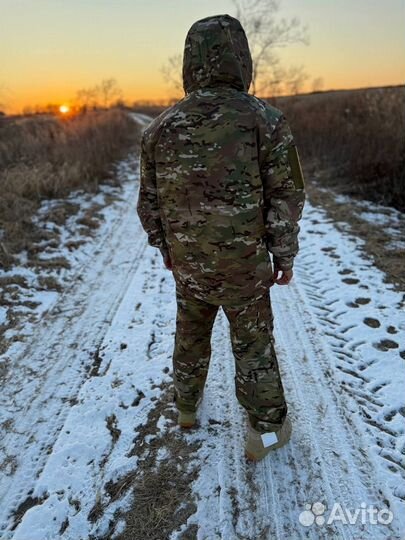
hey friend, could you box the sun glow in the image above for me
[59,104,70,114]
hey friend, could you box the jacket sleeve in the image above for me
[137,130,167,252]
[260,114,306,271]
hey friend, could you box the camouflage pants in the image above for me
[173,289,287,433]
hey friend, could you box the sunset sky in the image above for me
[1,0,404,113]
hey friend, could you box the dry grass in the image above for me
[306,181,405,292]
[134,86,405,211]
[88,384,200,540]
[277,86,405,211]
[0,108,140,268]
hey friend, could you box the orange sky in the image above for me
[1,0,404,113]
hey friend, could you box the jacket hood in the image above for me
[182,14,252,94]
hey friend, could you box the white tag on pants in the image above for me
[261,431,278,448]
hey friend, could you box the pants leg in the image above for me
[173,289,219,412]
[223,293,287,433]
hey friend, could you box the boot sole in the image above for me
[176,395,202,429]
[245,451,259,462]
[245,440,288,461]
[179,422,195,429]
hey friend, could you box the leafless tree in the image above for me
[76,87,99,109]
[161,55,183,99]
[162,0,309,98]
[75,79,123,109]
[311,76,324,93]
[98,78,123,108]
[233,0,309,95]
[285,65,309,95]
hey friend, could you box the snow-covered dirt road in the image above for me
[0,115,404,540]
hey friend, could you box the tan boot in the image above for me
[245,416,292,461]
[178,410,197,429]
[177,395,203,429]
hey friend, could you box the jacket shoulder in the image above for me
[245,95,284,132]
[142,100,185,147]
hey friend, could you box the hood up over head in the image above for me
[182,14,252,94]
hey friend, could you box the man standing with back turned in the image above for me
[137,14,305,461]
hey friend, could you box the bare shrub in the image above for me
[0,109,137,191]
[0,109,140,265]
[131,86,405,212]
[278,86,405,210]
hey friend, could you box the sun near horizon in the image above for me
[1,0,404,114]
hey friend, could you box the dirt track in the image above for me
[0,115,404,540]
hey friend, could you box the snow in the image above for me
[0,114,404,539]
[359,211,392,226]
[0,306,7,325]
[0,160,138,351]
[333,193,405,249]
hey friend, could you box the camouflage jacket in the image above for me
[137,14,305,304]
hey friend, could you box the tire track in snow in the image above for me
[177,204,404,540]
[9,245,176,540]
[183,285,395,539]
[0,160,146,537]
[2,145,403,538]
[295,204,405,509]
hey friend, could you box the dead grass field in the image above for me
[277,85,405,211]
[134,85,405,211]
[0,108,140,268]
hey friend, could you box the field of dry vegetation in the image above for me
[277,85,405,211]
[134,85,405,212]
[0,108,139,268]
[1,85,403,268]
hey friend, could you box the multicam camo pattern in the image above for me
[182,14,252,95]
[137,14,306,432]
[173,288,287,432]
[138,14,305,304]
